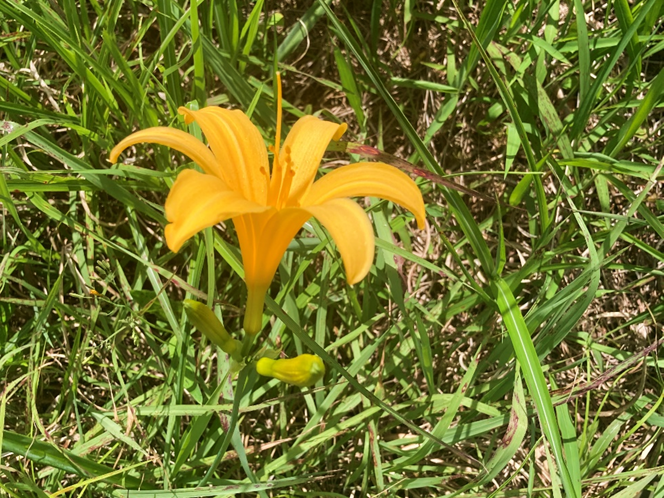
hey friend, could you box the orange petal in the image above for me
[304,198,375,285]
[165,170,269,252]
[304,162,426,229]
[234,208,312,292]
[281,115,347,203]
[178,107,270,204]
[109,127,223,178]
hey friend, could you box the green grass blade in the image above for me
[155,0,184,107]
[333,47,366,130]
[569,0,658,141]
[613,474,659,498]
[24,131,163,222]
[554,383,582,497]
[454,0,509,87]
[393,348,480,470]
[492,277,578,498]
[454,367,528,496]
[613,0,642,73]
[189,0,207,106]
[573,0,590,102]
[1,430,144,488]
[605,68,664,157]
[277,0,332,62]
[238,0,264,73]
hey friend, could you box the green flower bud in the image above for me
[256,354,325,387]
[184,300,241,359]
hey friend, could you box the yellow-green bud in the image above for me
[184,300,241,358]
[256,354,325,387]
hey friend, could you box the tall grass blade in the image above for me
[492,277,578,498]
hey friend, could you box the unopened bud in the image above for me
[184,300,241,359]
[256,354,325,387]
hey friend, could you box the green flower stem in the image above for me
[243,286,267,336]
[241,332,256,358]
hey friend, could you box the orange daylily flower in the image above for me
[110,75,425,336]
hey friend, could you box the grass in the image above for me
[1,0,664,496]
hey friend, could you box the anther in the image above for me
[283,146,292,167]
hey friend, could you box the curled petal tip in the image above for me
[164,224,183,253]
[346,268,369,286]
[416,214,426,230]
[178,106,196,125]
[333,123,348,141]
[109,144,124,164]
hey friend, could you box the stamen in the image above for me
[277,168,296,210]
[268,153,283,206]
